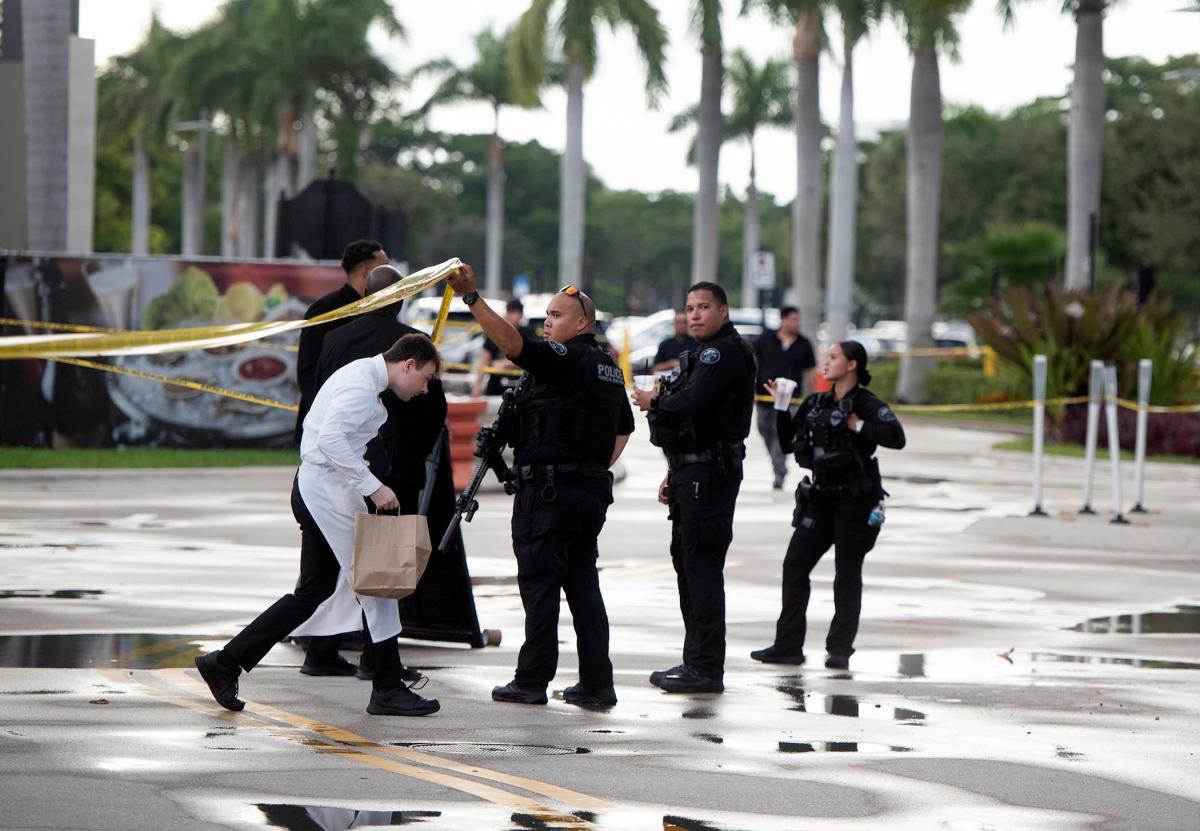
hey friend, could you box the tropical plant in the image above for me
[941,223,1064,315]
[509,0,669,287]
[415,28,544,295]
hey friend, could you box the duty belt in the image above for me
[516,461,609,483]
[666,444,746,472]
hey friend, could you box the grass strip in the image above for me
[993,437,1196,466]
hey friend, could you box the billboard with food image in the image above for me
[1,253,346,448]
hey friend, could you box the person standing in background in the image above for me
[753,307,815,490]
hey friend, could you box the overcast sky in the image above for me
[81,1,1199,203]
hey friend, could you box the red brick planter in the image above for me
[446,398,488,491]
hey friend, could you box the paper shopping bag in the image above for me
[351,512,433,599]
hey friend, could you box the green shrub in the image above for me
[868,360,1023,405]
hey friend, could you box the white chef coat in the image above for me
[290,354,401,643]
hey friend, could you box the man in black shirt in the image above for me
[294,240,389,444]
[447,268,635,711]
[652,309,699,373]
[473,298,531,396]
[753,306,815,489]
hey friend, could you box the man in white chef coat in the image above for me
[196,333,442,717]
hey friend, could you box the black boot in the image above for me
[491,680,548,705]
[367,684,440,716]
[195,651,245,711]
[750,645,807,665]
[562,683,617,710]
[658,666,723,694]
[649,664,684,687]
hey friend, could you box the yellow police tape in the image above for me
[0,317,301,352]
[751,394,1093,411]
[430,285,455,345]
[0,257,463,359]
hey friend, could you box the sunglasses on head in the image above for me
[558,285,588,316]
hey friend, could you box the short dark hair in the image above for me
[780,306,799,319]
[383,333,441,373]
[687,281,728,307]
[341,240,383,275]
[506,298,524,314]
[366,264,405,295]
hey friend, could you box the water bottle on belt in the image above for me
[868,501,886,527]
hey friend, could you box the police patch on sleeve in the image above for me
[699,347,721,365]
[877,406,896,422]
[549,341,568,355]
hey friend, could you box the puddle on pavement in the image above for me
[1072,604,1200,635]
[391,741,589,756]
[0,589,104,599]
[775,684,925,723]
[682,706,716,720]
[0,632,217,669]
[778,741,910,753]
[0,688,73,695]
[1029,651,1200,670]
[694,732,724,744]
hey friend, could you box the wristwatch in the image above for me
[461,291,480,306]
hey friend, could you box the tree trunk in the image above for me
[693,42,724,286]
[1065,0,1106,291]
[825,30,858,342]
[485,106,505,296]
[742,141,760,307]
[559,60,586,286]
[792,12,822,338]
[220,137,240,258]
[897,46,944,405]
[21,0,71,251]
[131,134,150,254]
[237,154,261,259]
[180,142,200,256]
[263,151,294,258]
[297,106,317,189]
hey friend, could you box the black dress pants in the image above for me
[773,496,880,657]
[510,476,614,690]
[224,477,405,689]
[667,461,742,679]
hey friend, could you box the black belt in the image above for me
[516,461,608,482]
[666,444,746,471]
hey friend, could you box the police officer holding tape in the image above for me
[447,268,634,710]
[750,340,905,671]
[632,282,756,694]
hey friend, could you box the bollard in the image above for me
[1130,358,1152,513]
[1029,354,1048,516]
[1079,360,1104,514]
[1103,363,1129,524]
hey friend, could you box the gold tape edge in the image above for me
[430,284,455,345]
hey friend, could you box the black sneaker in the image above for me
[491,681,548,705]
[750,645,807,665]
[825,653,851,670]
[649,664,685,687]
[300,654,357,677]
[562,683,617,710]
[195,651,245,711]
[366,684,440,717]
[658,666,724,694]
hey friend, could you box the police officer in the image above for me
[632,282,756,694]
[447,268,635,710]
[750,340,905,671]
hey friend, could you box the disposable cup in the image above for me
[773,377,798,410]
[633,375,658,393]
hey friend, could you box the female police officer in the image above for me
[750,340,905,671]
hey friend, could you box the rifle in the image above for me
[437,373,531,553]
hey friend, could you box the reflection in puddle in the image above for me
[682,707,716,720]
[778,741,910,753]
[898,653,925,678]
[390,741,588,757]
[1072,605,1200,635]
[0,589,104,600]
[1030,651,1200,670]
[693,733,724,744]
[0,633,214,669]
[775,684,925,723]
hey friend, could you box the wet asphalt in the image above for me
[1,416,1199,830]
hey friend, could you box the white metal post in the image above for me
[1079,360,1104,513]
[1030,354,1048,516]
[1103,363,1128,524]
[1130,358,1152,513]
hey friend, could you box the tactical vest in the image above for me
[648,334,756,453]
[802,392,866,485]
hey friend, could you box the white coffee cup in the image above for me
[633,375,658,393]
[772,377,797,410]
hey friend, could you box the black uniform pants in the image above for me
[511,476,614,691]
[305,480,420,664]
[668,462,741,679]
[223,477,405,689]
[773,497,880,657]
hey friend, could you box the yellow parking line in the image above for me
[101,668,612,819]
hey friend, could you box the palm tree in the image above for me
[415,28,543,295]
[824,0,878,342]
[97,15,184,254]
[891,0,970,404]
[1063,0,1107,290]
[745,0,825,336]
[691,1,725,286]
[509,0,668,286]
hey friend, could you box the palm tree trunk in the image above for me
[220,137,240,258]
[297,107,317,189]
[897,46,943,405]
[21,0,71,251]
[693,43,724,286]
[559,60,586,286]
[181,142,201,256]
[131,134,150,254]
[825,30,858,342]
[1065,0,1106,291]
[237,155,261,259]
[792,11,822,337]
[485,106,505,296]
[742,141,760,307]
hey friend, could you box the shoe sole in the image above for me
[300,667,357,677]
[750,655,807,665]
[194,656,245,711]
[366,701,440,716]
[563,696,617,709]
[659,685,724,694]
[491,695,548,705]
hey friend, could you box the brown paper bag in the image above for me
[351,512,433,599]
